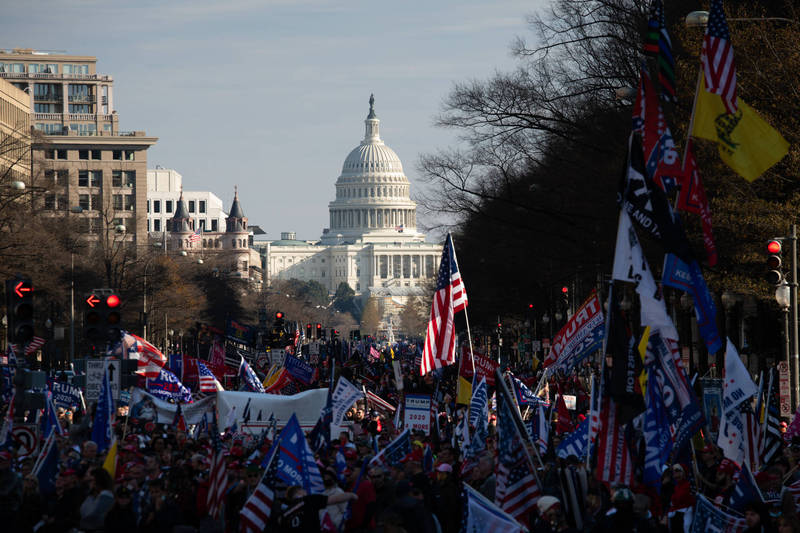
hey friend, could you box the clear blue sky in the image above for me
[4,0,546,239]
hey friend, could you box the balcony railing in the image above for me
[34,94,63,102]
[0,72,112,81]
[68,95,96,103]
[33,112,116,121]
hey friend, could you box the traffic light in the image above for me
[106,293,122,343]
[316,323,323,340]
[766,239,783,285]
[306,323,312,339]
[320,325,327,340]
[331,329,339,340]
[5,277,34,344]
[561,286,569,309]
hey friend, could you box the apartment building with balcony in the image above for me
[0,77,31,183]
[0,48,156,245]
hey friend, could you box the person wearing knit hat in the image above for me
[669,463,696,532]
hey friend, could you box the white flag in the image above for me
[611,211,679,340]
[717,339,757,464]
[331,376,363,426]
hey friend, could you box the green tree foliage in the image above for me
[333,281,359,318]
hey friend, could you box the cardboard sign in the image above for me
[270,349,286,367]
[404,393,431,435]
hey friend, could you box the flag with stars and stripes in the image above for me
[189,227,202,243]
[496,391,540,527]
[197,361,221,392]
[207,415,228,519]
[369,429,411,468]
[462,483,527,533]
[421,233,467,375]
[240,443,280,532]
[25,336,46,356]
[701,0,737,113]
[761,368,783,465]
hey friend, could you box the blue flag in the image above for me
[729,463,764,511]
[239,356,265,393]
[41,391,64,438]
[275,414,324,493]
[146,367,193,403]
[557,418,590,460]
[335,448,347,483]
[511,376,545,408]
[662,253,723,354]
[643,371,673,489]
[91,362,114,454]
[370,429,411,468]
[35,431,60,495]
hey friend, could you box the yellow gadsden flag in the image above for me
[692,77,789,182]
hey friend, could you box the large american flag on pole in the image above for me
[122,332,167,378]
[207,417,227,519]
[197,361,220,393]
[421,233,467,375]
[701,0,737,113]
[595,397,635,486]
[189,227,202,243]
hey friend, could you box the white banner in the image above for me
[130,388,215,425]
[216,389,328,431]
[404,393,432,435]
[331,376,364,426]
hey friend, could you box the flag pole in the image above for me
[760,369,774,452]
[448,233,476,370]
[495,368,546,478]
[681,70,704,173]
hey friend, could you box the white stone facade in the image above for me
[265,97,441,305]
[146,168,227,234]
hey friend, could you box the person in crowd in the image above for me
[279,484,357,532]
[668,464,696,533]
[104,485,138,533]
[79,467,116,532]
[743,500,777,533]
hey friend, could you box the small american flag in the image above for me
[366,390,396,412]
[207,418,228,519]
[421,233,467,375]
[25,336,46,355]
[189,227,202,243]
[128,332,167,378]
[496,392,540,527]
[197,361,219,393]
[240,445,280,532]
[395,224,404,233]
[701,0,737,113]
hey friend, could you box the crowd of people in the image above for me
[2,343,800,533]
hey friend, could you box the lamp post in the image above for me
[685,11,797,28]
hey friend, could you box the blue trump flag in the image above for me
[643,371,672,489]
[469,377,488,430]
[273,414,324,493]
[41,391,64,438]
[34,430,60,495]
[146,367,192,403]
[239,355,265,393]
[729,463,764,511]
[91,362,114,454]
[557,418,590,460]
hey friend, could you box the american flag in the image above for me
[126,332,167,378]
[421,233,467,375]
[240,444,280,532]
[366,389,396,412]
[496,393,540,527]
[207,417,228,519]
[701,0,737,113]
[197,361,219,393]
[25,336,46,355]
[189,227,202,243]
[595,397,635,486]
[761,370,783,465]
[742,401,762,472]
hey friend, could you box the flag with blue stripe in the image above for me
[556,418,589,460]
[370,429,410,468]
[42,391,64,438]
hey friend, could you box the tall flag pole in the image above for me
[421,233,470,375]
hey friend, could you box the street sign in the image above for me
[12,426,38,458]
[779,361,791,417]
[85,358,120,403]
[309,342,320,356]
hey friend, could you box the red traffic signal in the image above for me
[528,303,534,309]
[767,240,782,254]
[316,323,322,330]
[275,311,284,319]
[14,280,33,298]
[561,286,569,293]
[106,294,120,308]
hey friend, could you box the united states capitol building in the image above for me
[261,96,442,310]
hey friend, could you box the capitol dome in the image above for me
[321,95,422,245]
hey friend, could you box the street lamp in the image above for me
[686,10,797,28]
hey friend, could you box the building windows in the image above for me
[112,150,134,161]
[123,195,134,211]
[69,123,96,136]
[154,219,161,232]
[113,194,123,210]
[165,200,173,213]
[69,104,91,113]
[113,150,122,160]
[45,149,68,160]
[63,64,89,75]
[188,201,195,213]
[78,170,88,187]
[147,220,150,232]
[153,200,161,213]
[78,194,90,211]
[199,219,206,230]
[231,239,236,248]
[199,200,206,213]
[211,219,218,231]
[112,171,122,187]
[91,150,101,160]
[147,200,150,213]
[124,171,135,187]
